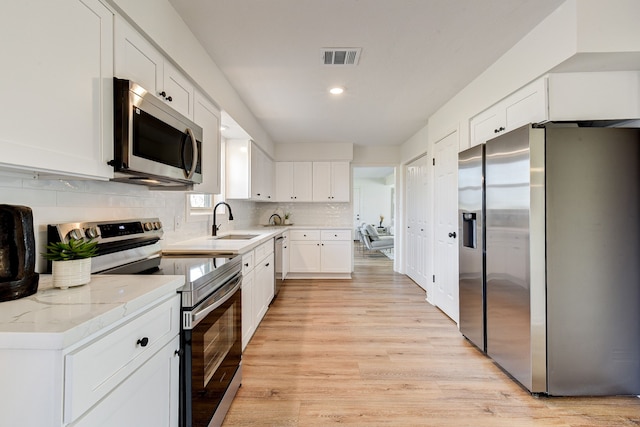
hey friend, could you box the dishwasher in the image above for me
[274,233,287,297]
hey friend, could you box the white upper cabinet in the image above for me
[275,162,313,202]
[312,161,350,202]
[192,91,221,194]
[0,0,114,180]
[470,78,548,146]
[250,145,274,201]
[114,16,194,120]
[470,71,640,147]
[226,139,274,201]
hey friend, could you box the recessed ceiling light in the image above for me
[329,87,344,95]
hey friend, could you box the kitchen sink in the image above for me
[213,234,259,240]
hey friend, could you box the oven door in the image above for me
[181,272,242,427]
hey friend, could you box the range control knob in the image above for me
[85,226,99,239]
[154,221,162,230]
[68,228,84,241]
[143,222,153,231]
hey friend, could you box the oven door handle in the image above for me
[187,272,241,329]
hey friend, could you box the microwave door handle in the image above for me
[185,127,198,180]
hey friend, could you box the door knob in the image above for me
[448,232,457,238]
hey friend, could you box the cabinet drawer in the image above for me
[289,230,320,241]
[242,251,255,274]
[321,230,351,241]
[64,295,180,423]
[254,239,274,262]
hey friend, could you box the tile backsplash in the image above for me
[0,175,352,272]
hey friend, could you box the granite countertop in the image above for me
[162,226,352,256]
[0,274,184,351]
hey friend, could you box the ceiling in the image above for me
[169,0,565,147]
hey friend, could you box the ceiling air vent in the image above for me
[321,48,362,66]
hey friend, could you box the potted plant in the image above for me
[284,212,292,225]
[43,238,98,289]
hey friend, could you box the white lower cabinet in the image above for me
[288,229,352,277]
[241,240,274,350]
[64,294,181,426]
[254,253,275,324]
[70,336,179,427]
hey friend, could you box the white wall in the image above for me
[275,143,353,161]
[353,177,394,229]
[352,145,401,165]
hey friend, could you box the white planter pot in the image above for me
[52,258,92,289]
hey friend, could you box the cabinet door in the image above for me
[250,145,274,201]
[275,162,294,201]
[263,156,275,201]
[0,0,114,180]
[193,92,221,194]
[293,162,314,201]
[470,106,506,146]
[329,161,351,202]
[276,162,312,202]
[163,62,195,119]
[504,78,548,130]
[282,232,290,279]
[289,241,321,272]
[114,15,163,97]
[254,253,274,323]
[241,269,255,350]
[250,146,264,200]
[70,336,179,427]
[312,162,332,201]
[321,241,352,273]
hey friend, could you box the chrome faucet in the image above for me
[212,202,234,236]
[269,213,282,226]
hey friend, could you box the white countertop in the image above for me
[0,274,184,351]
[163,228,280,255]
[162,226,352,255]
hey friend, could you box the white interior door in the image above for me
[434,131,459,322]
[353,187,361,238]
[405,156,429,291]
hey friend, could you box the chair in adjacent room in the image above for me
[361,223,394,256]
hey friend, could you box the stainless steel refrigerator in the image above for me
[458,124,640,396]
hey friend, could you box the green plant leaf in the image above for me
[42,238,98,261]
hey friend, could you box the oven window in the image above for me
[202,304,236,387]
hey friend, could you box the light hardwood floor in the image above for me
[223,249,640,426]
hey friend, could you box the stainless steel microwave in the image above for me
[110,78,203,189]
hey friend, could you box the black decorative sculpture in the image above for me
[0,205,39,301]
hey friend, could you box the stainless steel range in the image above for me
[47,218,243,427]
